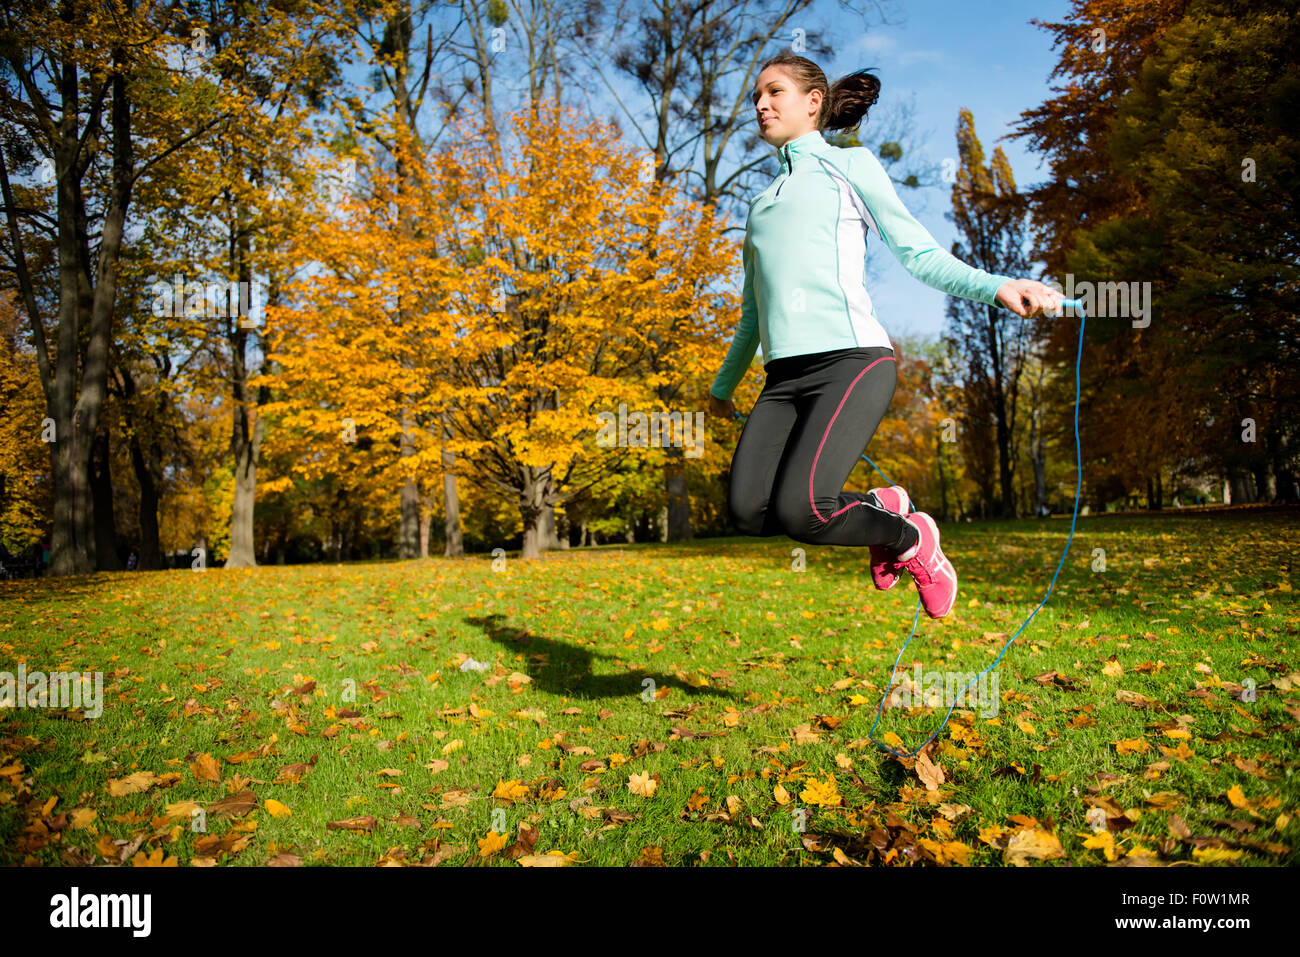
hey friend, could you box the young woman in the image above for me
[706,53,1062,619]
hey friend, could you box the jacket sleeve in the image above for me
[709,231,760,401]
[837,147,1014,308]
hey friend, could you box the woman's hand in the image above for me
[995,279,1064,318]
[708,393,736,420]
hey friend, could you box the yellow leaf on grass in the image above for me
[800,775,841,808]
[492,778,531,803]
[1113,738,1149,755]
[191,753,221,782]
[1003,828,1065,866]
[1192,846,1245,863]
[628,772,657,798]
[69,807,98,829]
[517,851,578,866]
[108,771,156,797]
[774,784,791,805]
[130,847,178,867]
[1102,659,1123,678]
[164,800,201,820]
[265,799,292,818]
[477,830,508,857]
[1082,830,1117,861]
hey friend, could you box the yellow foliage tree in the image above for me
[262,102,737,558]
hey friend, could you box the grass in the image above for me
[1,507,1296,866]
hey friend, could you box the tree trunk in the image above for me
[995,400,1014,518]
[227,407,263,566]
[226,237,267,568]
[1227,470,1252,505]
[519,467,546,559]
[418,497,431,558]
[400,476,420,559]
[129,431,163,571]
[43,39,133,576]
[539,472,561,551]
[440,410,463,557]
[91,429,120,570]
[541,503,560,550]
[1251,457,1274,503]
[398,410,420,559]
[1269,430,1296,503]
[663,445,692,541]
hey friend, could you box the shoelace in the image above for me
[902,552,933,586]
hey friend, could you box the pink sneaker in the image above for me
[895,511,958,619]
[867,486,910,591]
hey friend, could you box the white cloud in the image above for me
[855,32,944,67]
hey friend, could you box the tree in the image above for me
[263,103,736,559]
[941,109,1031,518]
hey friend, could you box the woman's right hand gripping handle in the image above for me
[708,393,736,420]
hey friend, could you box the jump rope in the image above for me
[731,298,1086,759]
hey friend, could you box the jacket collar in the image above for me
[777,129,827,173]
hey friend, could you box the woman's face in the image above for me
[752,66,821,146]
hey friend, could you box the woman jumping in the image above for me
[706,53,1062,619]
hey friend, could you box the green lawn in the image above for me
[2,508,1296,866]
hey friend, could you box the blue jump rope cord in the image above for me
[731,299,1087,758]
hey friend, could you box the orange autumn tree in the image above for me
[261,103,736,559]
[255,113,437,543]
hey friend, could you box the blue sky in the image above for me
[790,0,1075,343]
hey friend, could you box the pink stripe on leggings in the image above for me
[808,356,897,524]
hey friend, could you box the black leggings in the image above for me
[727,346,911,548]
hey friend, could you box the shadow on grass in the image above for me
[464,612,739,704]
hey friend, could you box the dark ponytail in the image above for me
[758,54,882,133]
[824,69,881,133]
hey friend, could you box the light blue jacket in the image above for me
[710,129,1014,400]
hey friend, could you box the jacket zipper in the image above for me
[775,145,792,197]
